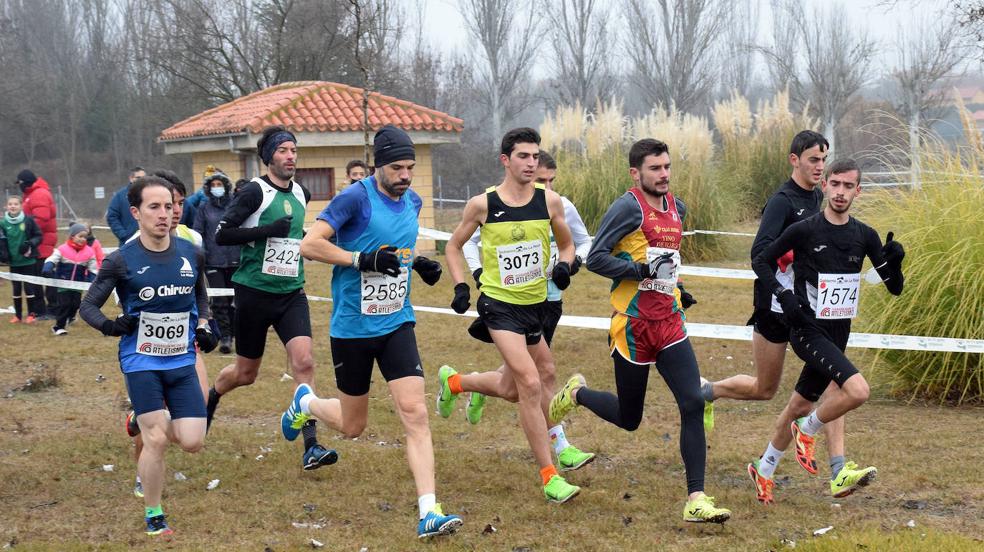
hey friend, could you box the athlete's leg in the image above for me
[136,409,171,511]
[457,366,517,400]
[388,376,435,496]
[653,339,706,498]
[819,382,847,460]
[711,331,785,401]
[284,336,315,385]
[529,338,557,418]
[767,390,814,453]
[574,352,649,430]
[213,356,262,394]
[169,417,206,453]
[193,352,209,398]
[308,393,369,437]
[491,329,552,469]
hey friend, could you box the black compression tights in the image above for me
[576,339,706,494]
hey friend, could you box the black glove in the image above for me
[195,325,219,353]
[412,256,442,286]
[777,289,812,328]
[882,231,905,267]
[637,262,652,279]
[451,282,471,314]
[357,246,401,277]
[678,284,697,310]
[264,216,293,239]
[552,261,571,290]
[18,242,32,255]
[570,255,582,276]
[472,268,483,288]
[100,314,138,337]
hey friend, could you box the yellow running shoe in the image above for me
[543,474,580,503]
[830,461,877,498]
[683,494,731,523]
[557,445,595,471]
[548,374,585,426]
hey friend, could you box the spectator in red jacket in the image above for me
[17,169,58,317]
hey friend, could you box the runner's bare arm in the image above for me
[546,190,574,264]
[299,220,355,266]
[445,194,488,285]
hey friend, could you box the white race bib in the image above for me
[814,273,860,319]
[360,268,409,315]
[136,312,190,356]
[638,247,680,294]
[496,240,544,287]
[262,237,301,278]
[545,242,560,277]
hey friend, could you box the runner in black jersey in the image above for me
[745,158,905,504]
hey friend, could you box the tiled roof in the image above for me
[159,81,463,141]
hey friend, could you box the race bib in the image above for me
[545,242,559,277]
[638,247,680,294]
[136,312,189,356]
[496,240,544,287]
[361,267,409,315]
[815,273,860,319]
[262,237,301,278]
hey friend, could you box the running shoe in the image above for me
[24,314,36,324]
[700,377,714,432]
[543,474,580,503]
[790,418,818,474]
[125,411,140,437]
[465,392,486,425]
[9,316,19,324]
[557,445,595,471]
[302,444,339,471]
[436,365,459,418]
[219,337,232,354]
[683,495,731,523]
[548,374,584,426]
[51,326,67,336]
[134,478,144,498]
[747,460,776,504]
[281,383,312,441]
[417,504,463,538]
[830,461,877,498]
[145,514,173,537]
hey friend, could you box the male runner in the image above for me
[442,127,581,504]
[548,138,732,523]
[206,125,337,470]
[454,150,595,472]
[80,176,216,537]
[746,158,904,503]
[287,125,462,538]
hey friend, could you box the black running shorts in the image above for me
[476,293,544,346]
[233,283,312,359]
[791,321,858,402]
[748,308,790,344]
[330,322,424,396]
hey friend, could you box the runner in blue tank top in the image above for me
[80,176,217,538]
[283,126,462,539]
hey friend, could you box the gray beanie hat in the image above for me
[68,222,87,237]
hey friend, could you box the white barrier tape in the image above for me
[682,229,756,237]
[7,271,976,353]
[679,266,755,280]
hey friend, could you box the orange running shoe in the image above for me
[9,316,20,323]
[791,419,818,474]
[24,314,36,324]
[747,460,776,504]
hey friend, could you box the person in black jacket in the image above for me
[2,195,43,322]
[192,170,240,353]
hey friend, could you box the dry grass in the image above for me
[1,256,982,551]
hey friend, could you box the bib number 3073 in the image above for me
[815,273,860,319]
[496,240,543,287]
[263,237,301,278]
[361,268,409,315]
[136,312,189,356]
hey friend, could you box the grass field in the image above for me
[1,250,982,551]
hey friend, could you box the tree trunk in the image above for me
[824,117,836,155]
[909,110,921,190]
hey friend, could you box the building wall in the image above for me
[190,143,436,252]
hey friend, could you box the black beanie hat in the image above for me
[16,169,37,186]
[373,125,415,167]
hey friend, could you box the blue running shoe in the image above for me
[145,514,173,537]
[303,444,339,471]
[417,504,462,538]
[281,383,313,441]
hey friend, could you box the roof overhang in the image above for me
[161,130,460,155]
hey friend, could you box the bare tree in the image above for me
[890,17,968,187]
[623,0,728,113]
[718,0,760,99]
[459,0,538,149]
[548,0,615,108]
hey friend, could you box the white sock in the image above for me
[299,392,316,415]
[800,410,824,436]
[549,425,570,455]
[136,475,141,484]
[758,442,784,479]
[418,493,436,519]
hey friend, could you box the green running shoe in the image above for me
[699,377,714,432]
[543,474,580,503]
[830,461,877,498]
[549,374,585,426]
[465,392,486,425]
[683,494,731,523]
[557,445,595,471]
[436,365,459,418]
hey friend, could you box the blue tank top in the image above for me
[331,178,419,338]
[116,239,200,373]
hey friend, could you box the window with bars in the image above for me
[295,168,335,200]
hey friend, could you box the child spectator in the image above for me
[41,223,98,335]
[1,196,43,323]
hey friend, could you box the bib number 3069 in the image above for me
[815,273,860,319]
[263,237,301,278]
[361,268,409,315]
[136,312,189,356]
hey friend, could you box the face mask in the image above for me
[210,186,226,198]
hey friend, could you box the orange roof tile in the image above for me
[159,81,463,142]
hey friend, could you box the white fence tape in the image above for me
[3,271,981,354]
